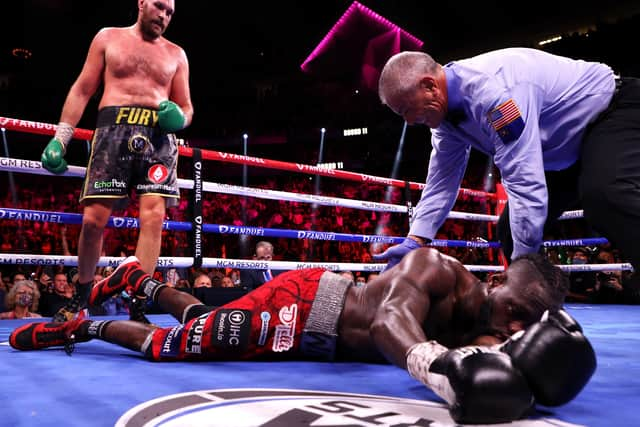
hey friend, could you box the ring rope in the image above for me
[0,207,500,248]
[0,154,588,223]
[0,253,631,273]
[0,253,505,272]
[0,207,609,248]
[0,157,615,249]
[0,116,496,198]
[0,156,498,221]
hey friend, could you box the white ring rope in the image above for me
[0,157,586,221]
[0,156,497,221]
[0,253,631,273]
[0,253,501,272]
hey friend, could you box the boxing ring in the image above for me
[0,117,638,426]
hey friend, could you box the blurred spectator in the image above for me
[175,278,192,293]
[0,271,6,312]
[240,241,284,290]
[164,267,182,287]
[2,274,10,295]
[339,270,355,282]
[192,272,212,288]
[190,271,212,304]
[10,272,27,292]
[0,280,43,319]
[221,276,236,288]
[38,272,74,317]
[36,270,53,294]
[592,249,626,304]
[208,270,225,288]
[100,293,130,316]
[566,247,597,303]
[91,271,129,316]
[230,269,241,286]
[544,246,563,265]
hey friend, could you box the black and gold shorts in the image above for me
[80,106,179,207]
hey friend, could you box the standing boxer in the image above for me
[41,0,194,322]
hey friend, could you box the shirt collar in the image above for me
[443,65,466,125]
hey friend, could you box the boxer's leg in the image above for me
[10,317,158,356]
[52,199,115,322]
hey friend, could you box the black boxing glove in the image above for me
[500,309,597,406]
[407,341,534,424]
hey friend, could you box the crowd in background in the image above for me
[1,161,639,319]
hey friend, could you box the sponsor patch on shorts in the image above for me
[273,304,297,352]
[258,311,271,346]
[148,164,169,184]
[186,313,208,354]
[128,134,150,153]
[160,326,184,357]
[212,309,251,350]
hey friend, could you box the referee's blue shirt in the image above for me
[409,47,616,259]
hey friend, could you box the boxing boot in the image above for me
[10,316,90,355]
[89,256,148,305]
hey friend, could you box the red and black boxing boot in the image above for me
[90,255,167,325]
[10,315,91,355]
[89,256,149,305]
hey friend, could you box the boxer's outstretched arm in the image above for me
[369,248,458,368]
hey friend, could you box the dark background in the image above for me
[2,0,640,179]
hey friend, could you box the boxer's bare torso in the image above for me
[337,248,495,364]
[96,26,187,109]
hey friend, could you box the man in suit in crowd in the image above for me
[240,241,284,290]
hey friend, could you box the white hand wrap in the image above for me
[406,341,455,405]
[54,122,75,150]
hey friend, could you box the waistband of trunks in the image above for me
[300,270,352,361]
[96,106,160,128]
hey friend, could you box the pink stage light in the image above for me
[301,1,424,92]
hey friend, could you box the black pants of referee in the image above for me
[497,77,640,274]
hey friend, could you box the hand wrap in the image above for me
[41,122,74,174]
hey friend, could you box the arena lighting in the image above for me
[538,35,562,46]
[314,127,327,192]
[483,158,495,193]
[316,162,344,169]
[343,127,368,136]
[11,47,32,59]
[300,1,424,92]
[373,120,408,249]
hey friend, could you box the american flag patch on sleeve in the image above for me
[488,99,525,144]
